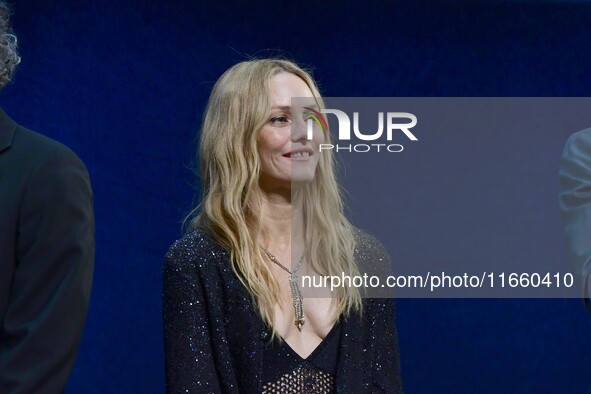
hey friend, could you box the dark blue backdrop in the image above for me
[1,0,590,392]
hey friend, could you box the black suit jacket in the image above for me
[559,128,591,315]
[0,108,95,393]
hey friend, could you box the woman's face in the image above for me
[257,72,325,190]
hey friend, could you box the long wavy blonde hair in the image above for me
[188,58,362,335]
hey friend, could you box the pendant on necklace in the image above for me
[289,273,305,331]
[295,318,305,332]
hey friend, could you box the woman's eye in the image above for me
[270,116,290,125]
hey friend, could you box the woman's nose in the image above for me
[290,115,308,142]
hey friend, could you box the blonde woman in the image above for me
[163,58,403,393]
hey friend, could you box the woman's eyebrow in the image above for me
[270,105,291,111]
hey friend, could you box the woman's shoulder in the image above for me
[351,226,391,264]
[163,229,230,274]
[352,227,395,297]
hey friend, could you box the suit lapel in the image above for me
[0,107,17,154]
[0,108,18,180]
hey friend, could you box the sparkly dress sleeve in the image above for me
[371,297,404,392]
[355,228,404,392]
[163,238,223,393]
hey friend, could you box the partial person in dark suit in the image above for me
[0,3,95,393]
[559,128,591,315]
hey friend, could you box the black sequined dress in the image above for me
[163,228,403,393]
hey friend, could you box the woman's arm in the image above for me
[371,298,404,393]
[353,228,404,392]
[163,239,223,393]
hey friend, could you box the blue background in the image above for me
[1,0,590,392]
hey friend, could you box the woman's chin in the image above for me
[288,174,316,188]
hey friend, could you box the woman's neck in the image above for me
[258,187,305,263]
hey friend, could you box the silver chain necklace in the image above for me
[260,245,306,332]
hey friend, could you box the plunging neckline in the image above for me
[278,319,341,360]
[262,319,342,392]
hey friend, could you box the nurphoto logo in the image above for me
[304,106,418,153]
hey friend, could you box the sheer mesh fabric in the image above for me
[262,362,334,393]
